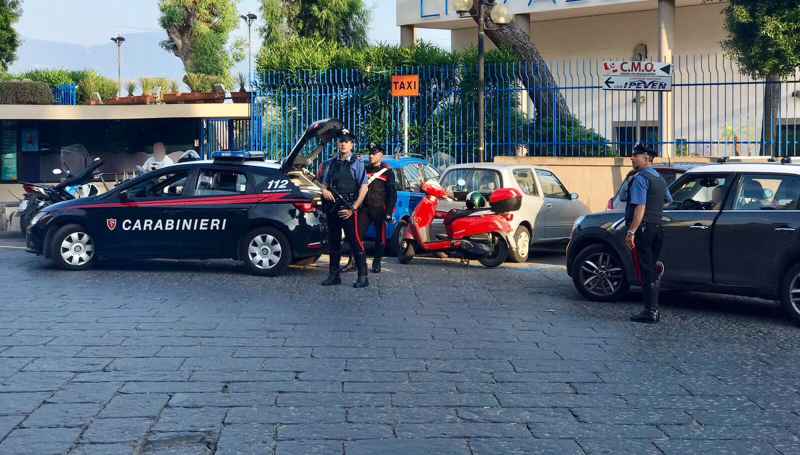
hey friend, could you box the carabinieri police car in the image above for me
[26,119,344,276]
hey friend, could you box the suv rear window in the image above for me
[441,168,503,201]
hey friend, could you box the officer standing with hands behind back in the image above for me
[624,144,673,324]
[360,144,397,274]
[320,129,370,288]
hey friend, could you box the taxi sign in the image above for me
[391,75,420,97]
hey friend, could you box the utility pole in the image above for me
[241,13,258,89]
[110,35,126,98]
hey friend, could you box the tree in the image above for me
[259,0,369,48]
[723,1,800,156]
[468,2,572,124]
[159,0,244,77]
[0,0,22,72]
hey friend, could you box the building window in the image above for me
[612,121,659,156]
[0,121,18,182]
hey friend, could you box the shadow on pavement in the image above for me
[43,258,324,276]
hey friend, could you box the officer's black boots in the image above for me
[353,253,369,288]
[630,281,660,323]
[321,255,342,286]
[371,257,382,274]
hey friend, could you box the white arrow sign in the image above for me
[602,61,672,77]
[603,75,672,92]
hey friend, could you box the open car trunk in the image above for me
[280,118,344,197]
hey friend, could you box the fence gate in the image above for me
[200,118,251,158]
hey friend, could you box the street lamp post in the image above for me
[240,13,258,89]
[453,0,512,162]
[110,34,126,98]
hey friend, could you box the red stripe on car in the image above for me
[72,193,301,209]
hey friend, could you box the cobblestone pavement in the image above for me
[1,234,800,454]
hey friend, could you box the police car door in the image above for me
[102,168,195,257]
[184,166,251,258]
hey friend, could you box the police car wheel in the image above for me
[780,263,800,326]
[51,224,96,270]
[572,243,629,302]
[242,227,292,276]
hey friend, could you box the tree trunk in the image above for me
[471,7,573,123]
[761,73,781,157]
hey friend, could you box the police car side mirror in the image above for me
[119,190,129,202]
[571,193,579,200]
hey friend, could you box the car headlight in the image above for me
[30,212,46,227]
[571,215,585,236]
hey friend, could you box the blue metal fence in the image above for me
[201,118,251,158]
[250,55,800,166]
[53,84,78,105]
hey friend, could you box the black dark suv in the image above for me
[567,163,800,324]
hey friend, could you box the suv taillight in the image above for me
[607,198,614,210]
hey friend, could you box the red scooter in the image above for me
[397,180,522,268]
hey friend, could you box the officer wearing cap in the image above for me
[624,144,673,323]
[359,143,397,274]
[320,129,370,288]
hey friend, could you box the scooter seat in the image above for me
[443,208,483,226]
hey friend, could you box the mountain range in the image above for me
[9,32,251,88]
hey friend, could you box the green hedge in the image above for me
[0,81,55,104]
[184,72,233,93]
[76,72,118,103]
[15,69,118,103]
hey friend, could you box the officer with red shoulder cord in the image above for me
[359,143,397,273]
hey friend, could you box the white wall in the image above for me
[452,3,728,59]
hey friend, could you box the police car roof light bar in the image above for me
[716,155,779,164]
[211,151,267,161]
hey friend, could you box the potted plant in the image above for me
[175,73,227,104]
[231,73,250,103]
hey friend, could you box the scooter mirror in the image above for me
[52,168,63,176]
[457,178,466,187]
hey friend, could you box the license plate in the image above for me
[18,200,28,211]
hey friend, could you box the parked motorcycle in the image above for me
[397,180,522,267]
[19,157,103,234]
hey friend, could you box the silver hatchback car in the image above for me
[436,163,589,262]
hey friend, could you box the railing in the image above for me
[250,55,800,167]
[53,84,78,105]
[201,118,251,158]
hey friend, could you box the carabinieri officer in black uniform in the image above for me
[320,129,370,288]
[359,143,397,274]
[624,144,673,323]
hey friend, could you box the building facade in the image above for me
[393,1,800,159]
[398,0,726,59]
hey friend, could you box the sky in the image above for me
[16,0,450,49]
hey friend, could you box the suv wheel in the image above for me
[781,263,800,325]
[51,224,96,270]
[242,227,292,276]
[572,243,629,302]
[509,225,531,263]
